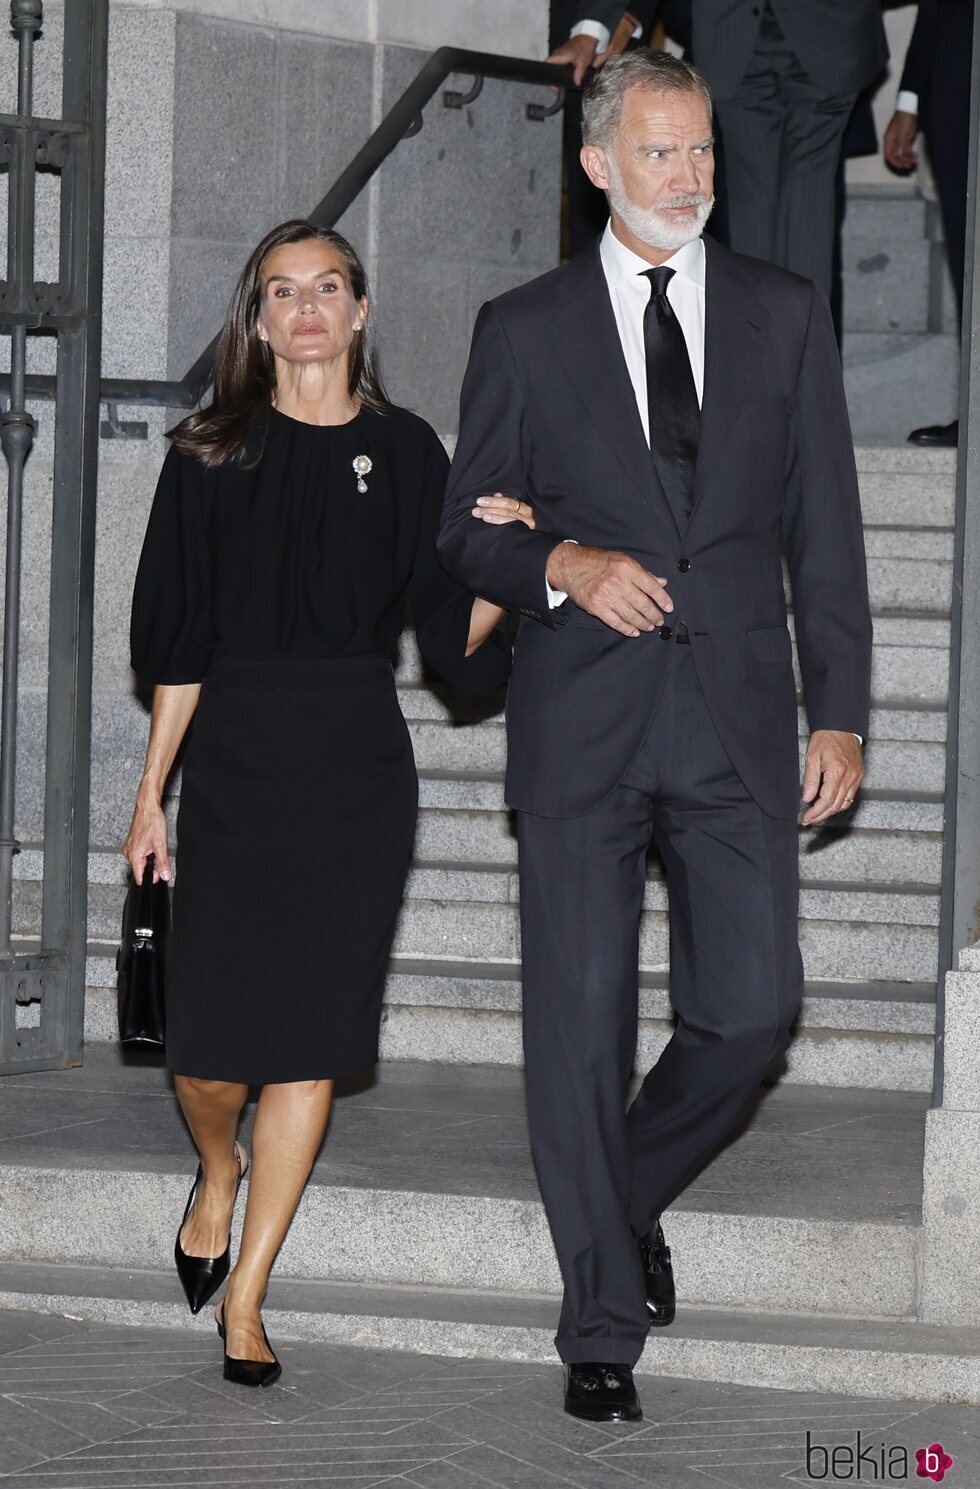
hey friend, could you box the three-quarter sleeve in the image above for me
[408,425,511,697]
[130,444,215,684]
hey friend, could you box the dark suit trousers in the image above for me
[711,4,855,298]
[517,641,804,1364]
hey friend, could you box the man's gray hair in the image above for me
[581,50,713,150]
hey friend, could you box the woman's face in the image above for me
[255,238,368,368]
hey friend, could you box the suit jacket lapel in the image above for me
[694,238,771,512]
[552,245,676,526]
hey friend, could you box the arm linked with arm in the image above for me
[438,301,567,627]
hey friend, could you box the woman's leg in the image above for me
[174,1075,250,1257]
[221,1078,334,1362]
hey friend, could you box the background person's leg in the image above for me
[777,49,855,299]
[711,14,785,270]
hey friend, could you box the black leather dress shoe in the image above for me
[908,418,958,447]
[636,1221,676,1326]
[563,1362,642,1422]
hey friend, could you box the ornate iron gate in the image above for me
[0,0,106,1072]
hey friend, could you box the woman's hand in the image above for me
[471,493,536,529]
[123,788,172,885]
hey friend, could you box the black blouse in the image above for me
[130,406,510,696]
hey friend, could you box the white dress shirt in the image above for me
[599,222,706,434]
[570,17,642,54]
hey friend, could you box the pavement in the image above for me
[0,1309,977,1487]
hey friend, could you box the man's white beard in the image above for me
[605,155,714,251]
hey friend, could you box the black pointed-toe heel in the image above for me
[174,1143,245,1315]
[216,1305,282,1388]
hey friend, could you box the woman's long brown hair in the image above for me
[169,220,397,467]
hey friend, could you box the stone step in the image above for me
[19,794,945,889]
[864,529,953,559]
[31,709,946,851]
[0,1050,927,1326]
[375,969,936,1095]
[843,234,932,336]
[409,811,942,885]
[405,720,948,794]
[3,1261,978,1404]
[859,473,954,529]
[11,857,938,948]
[385,899,938,983]
[80,947,936,1090]
[843,334,960,445]
[402,690,949,738]
[414,774,947,829]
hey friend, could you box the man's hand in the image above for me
[884,110,919,172]
[801,730,864,826]
[547,32,599,88]
[547,542,672,637]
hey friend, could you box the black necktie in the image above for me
[642,266,700,530]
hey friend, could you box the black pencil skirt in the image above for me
[165,654,417,1084]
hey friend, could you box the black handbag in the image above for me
[116,853,170,1048]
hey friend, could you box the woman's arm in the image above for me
[464,492,537,655]
[123,683,201,884]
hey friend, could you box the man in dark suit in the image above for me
[439,50,871,1423]
[884,0,973,447]
[692,0,888,297]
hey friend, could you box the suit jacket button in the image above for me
[659,625,673,640]
[677,558,691,573]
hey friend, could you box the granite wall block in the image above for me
[374,42,560,432]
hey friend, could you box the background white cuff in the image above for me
[895,89,919,116]
[569,19,610,51]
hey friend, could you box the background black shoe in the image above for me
[563,1363,642,1422]
[908,419,958,447]
[636,1221,676,1326]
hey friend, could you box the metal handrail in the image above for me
[2,46,574,410]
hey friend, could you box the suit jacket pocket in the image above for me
[745,624,792,664]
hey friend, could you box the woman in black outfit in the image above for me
[124,220,532,1386]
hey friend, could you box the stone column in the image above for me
[920,944,980,1323]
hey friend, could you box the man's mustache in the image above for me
[660,195,712,210]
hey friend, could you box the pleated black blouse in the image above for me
[130,405,510,696]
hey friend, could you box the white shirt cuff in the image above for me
[569,19,610,52]
[896,89,919,116]
[546,540,577,609]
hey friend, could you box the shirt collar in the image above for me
[599,220,706,292]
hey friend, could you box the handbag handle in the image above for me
[134,852,157,938]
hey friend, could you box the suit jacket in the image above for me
[692,0,888,100]
[900,0,973,119]
[437,238,872,821]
